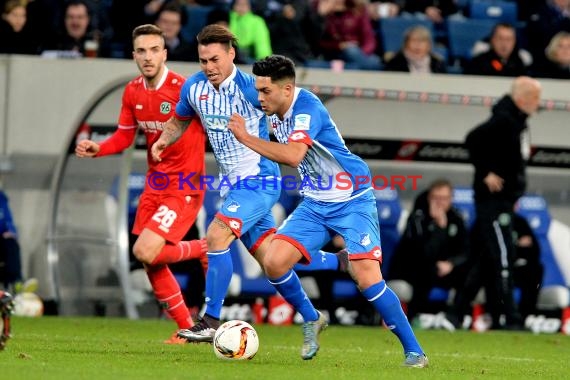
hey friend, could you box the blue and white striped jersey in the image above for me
[271,87,373,202]
[175,66,279,193]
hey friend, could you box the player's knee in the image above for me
[263,254,286,278]
[132,240,155,265]
[206,221,235,250]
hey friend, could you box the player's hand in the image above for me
[75,139,100,157]
[151,139,167,162]
[484,172,504,193]
[227,113,248,142]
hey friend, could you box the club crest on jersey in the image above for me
[359,233,371,246]
[294,114,311,130]
[226,201,241,212]
[160,102,171,114]
[204,114,229,132]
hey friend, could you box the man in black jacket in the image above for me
[390,179,469,322]
[464,76,542,329]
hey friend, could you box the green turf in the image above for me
[1,316,568,379]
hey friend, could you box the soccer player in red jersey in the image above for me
[75,24,207,344]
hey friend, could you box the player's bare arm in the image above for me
[227,113,308,167]
[75,139,100,158]
[151,116,190,162]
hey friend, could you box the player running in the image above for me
[152,25,343,360]
[76,24,207,344]
[227,55,428,368]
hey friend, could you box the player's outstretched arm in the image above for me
[151,116,190,162]
[75,140,100,158]
[227,113,308,167]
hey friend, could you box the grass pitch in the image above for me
[1,316,568,380]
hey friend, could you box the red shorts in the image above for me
[132,191,204,244]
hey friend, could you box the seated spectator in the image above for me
[534,31,570,78]
[465,23,532,77]
[154,1,198,62]
[315,0,382,70]
[383,25,446,73]
[402,0,458,24]
[527,0,570,66]
[0,189,23,291]
[262,0,319,64]
[0,0,38,55]
[41,0,103,58]
[229,0,272,62]
[389,179,469,322]
[512,213,543,320]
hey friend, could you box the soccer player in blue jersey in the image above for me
[151,25,336,360]
[227,55,429,368]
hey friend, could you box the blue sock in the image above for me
[268,269,318,322]
[204,248,233,319]
[362,280,423,355]
[293,250,339,271]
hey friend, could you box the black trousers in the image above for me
[476,199,521,325]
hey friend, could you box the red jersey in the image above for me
[117,68,205,194]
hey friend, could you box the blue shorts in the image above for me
[216,178,280,252]
[275,190,383,263]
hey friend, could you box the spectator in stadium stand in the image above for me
[0,0,38,54]
[465,23,532,77]
[389,179,469,322]
[40,0,105,57]
[154,1,198,62]
[383,25,446,73]
[401,0,458,24]
[313,0,382,70]
[228,0,273,62]
[459,76,542,330]
[527,0,570,67]
[534,31,570,78]
[259,0,321,65]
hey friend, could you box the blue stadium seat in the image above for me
[516,195,566,288]
[452,187,476,229]
[447,18,496,62]
[469,1,518,24]
[181,5,214,44]
[375,187,403,276]
[379,17,435,54]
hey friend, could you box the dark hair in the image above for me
[132,24,165,45]
[196,24,238,50]
[490,22,515,38]
[428,178,453,193]
[252,55,296,83]
[158,1,187,26]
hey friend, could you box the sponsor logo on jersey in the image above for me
[359,233,371,246]
[199,94,209,100]
[294,114,311,130]
[136,104,143,110]
[226,201,241,213]
[138,120,166,133]
[204,114,229,131]
[160,102,171,114]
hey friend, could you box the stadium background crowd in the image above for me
[1,0,569,78]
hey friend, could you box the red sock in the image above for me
[151,239,207,265]
[146,264,193,329]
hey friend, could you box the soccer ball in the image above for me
[213,320,259,360]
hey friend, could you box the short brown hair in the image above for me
[196,24,238,50]
[132,24,165,45]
